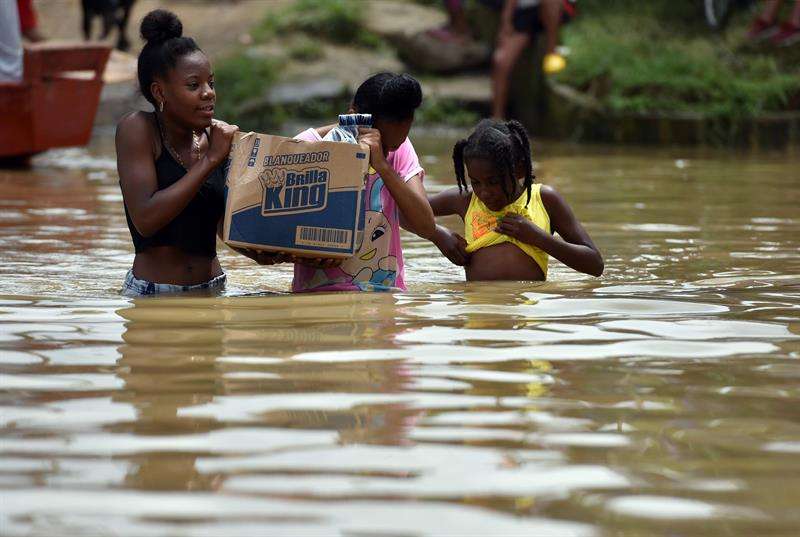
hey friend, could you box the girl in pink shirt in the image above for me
[292,73,435,292]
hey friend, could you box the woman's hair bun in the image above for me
[140,9,183,45]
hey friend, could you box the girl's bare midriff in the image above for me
[465,242,545,281]
[132,246,222,285]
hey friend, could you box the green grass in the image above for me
[416,98,481,127]
[255,0,383,49]
[213,47,350,130]
[218,0,490,130]
[554,6,799,118]
[287,35,325,62]
[213,51,284,130]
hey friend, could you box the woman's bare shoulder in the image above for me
[117,111,160,143]
[117,110,153,131]
[116,112,158,154]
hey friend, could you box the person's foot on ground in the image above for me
[426,26,470,44]
[117,34,131,52]
[22,28,46,42]
[746,17,779,41]
[772,22,800,46]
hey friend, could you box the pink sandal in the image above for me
[426,27,468,44]
[746,17,779,41]
[772,22,800,47]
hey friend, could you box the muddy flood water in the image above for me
[1,129,799,536]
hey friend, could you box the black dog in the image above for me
[81,0,136,51]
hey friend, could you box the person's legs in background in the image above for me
[445,0,471,38]
[772,0,800,45]
[747,0,782,40]
[539,0,569,74]
[492,0,570,118]
[17,0,45,42]
[540,0,563,55]
[115,0,136,51]
[748,0,800,45]
[491,30,530,118]
[430,0,471,42]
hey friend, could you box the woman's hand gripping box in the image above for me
[223,131,370,258]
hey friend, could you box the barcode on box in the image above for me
[295,226,352,249]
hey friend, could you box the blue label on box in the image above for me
[228,189,361,254]
[247,138,261,167]
[260,168,329,216]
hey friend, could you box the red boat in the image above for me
[0,42,110,163]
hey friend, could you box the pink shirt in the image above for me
[292,127,424,292]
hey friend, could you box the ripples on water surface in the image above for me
[1,131,799,536]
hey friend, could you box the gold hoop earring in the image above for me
[159,101,164,112]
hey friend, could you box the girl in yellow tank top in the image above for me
[465,182,551,278]
[428,119,604,281]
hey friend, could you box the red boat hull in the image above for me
[0,43,111,159]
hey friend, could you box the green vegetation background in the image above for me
[557,0,799,118]
[214,0,799,130]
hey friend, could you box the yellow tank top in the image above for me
[464,183,551,277]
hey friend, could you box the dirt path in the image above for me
[37,0,288,61]
[36,0,291,122]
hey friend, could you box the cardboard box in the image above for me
[223,131,369,258]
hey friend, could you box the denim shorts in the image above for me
[121,269,226,297]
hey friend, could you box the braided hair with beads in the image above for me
[453,119,535,206]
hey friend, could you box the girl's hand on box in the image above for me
[294,257,344,269]
[254,251,290,266]
[207,119,239,166]
[357,127,389,173]
[232,247,289,265]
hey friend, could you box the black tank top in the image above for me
[123,118,226,257]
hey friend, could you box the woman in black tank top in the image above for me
[116,10,248,296]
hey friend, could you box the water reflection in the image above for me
[1,138,799,535]
[116,312,221,492]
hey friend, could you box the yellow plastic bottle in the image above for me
[542,52,567,74]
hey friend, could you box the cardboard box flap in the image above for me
[223,131,369,258]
